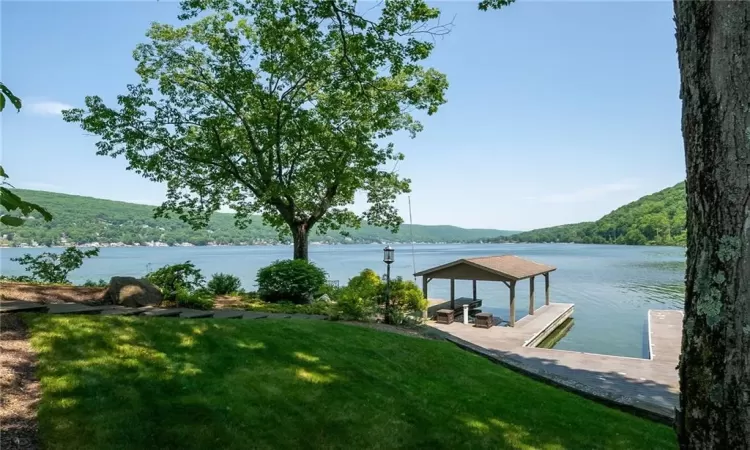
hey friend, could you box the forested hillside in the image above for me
[491,182,686,246]
[0,190,516,247]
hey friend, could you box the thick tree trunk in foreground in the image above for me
[674,1,750,448]
[291,222,309,261]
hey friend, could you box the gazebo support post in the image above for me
[529,276,535,315]
[509,281,516,327]
[472,280,477,301]
[450,278,455,310]
[422,277,429,321]
[544,273,550,305]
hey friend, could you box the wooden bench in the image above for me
[475,312,494,329]
[436,309,455,325]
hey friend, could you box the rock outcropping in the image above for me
[103,277,163,307]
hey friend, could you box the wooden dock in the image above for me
[427,304,683,423]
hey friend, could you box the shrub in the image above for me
[82,279,108,287]
[10,246,99,284]
[207,273,242,295]
[327,270,426,324]
[325,269,383,321]
[146,261,205,302]
[175,287,214,310]
[327,289,377,321]
[346,269,383,301]
[256,259,327,304]
[384,277,428,324]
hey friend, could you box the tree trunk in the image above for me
[674,1,750,448]
[290,222,309,261]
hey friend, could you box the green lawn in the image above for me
[24,315,676,450]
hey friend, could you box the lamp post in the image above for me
[383,245,395,324]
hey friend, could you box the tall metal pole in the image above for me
[408,196,417,282]
[385,263,392,324]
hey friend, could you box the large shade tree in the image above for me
[673,1,750,447]
[64,0,450,260]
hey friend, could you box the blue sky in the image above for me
[1,1,684,231]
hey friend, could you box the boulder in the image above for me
[103,277,163,307]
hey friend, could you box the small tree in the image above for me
[63,0,450,260]
[11,247,100,284]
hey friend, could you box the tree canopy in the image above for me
[64,0,450,259]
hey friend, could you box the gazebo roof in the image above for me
[414,255,556,282]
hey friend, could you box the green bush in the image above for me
[327,270,427,324]
[10,246,99,284]
[256,259,328,304]
[146,261,205,302]
[82,279,108,287]
[384,277,428,324]
[207,273,242,295]
[328,290,377,321]
[346,269,383,301]
[326,269,382,321]
[175,287,214,310]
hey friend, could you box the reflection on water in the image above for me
[631,260,686,272]
[537,318,574,349]
[619,282,685,308]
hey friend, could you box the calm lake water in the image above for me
[0,243,685,358]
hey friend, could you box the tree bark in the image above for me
[290,221,309,261]
[674,1,750,448]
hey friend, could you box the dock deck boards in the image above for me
[428,305,683,422]
[649,309,683,366]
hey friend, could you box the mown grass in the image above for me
[24,315,676,450]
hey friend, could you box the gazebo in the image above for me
[414,255,557,327]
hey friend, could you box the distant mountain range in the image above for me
[484,182,686,246]
[0,190,518,247]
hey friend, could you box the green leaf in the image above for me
[27,202,53,221]
[0,187,23,211]
[478,0,516,11]
[1,215,25,226]
[0,82,22,112]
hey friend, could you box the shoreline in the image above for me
[0,241,688,250]
[0,241,471,250]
